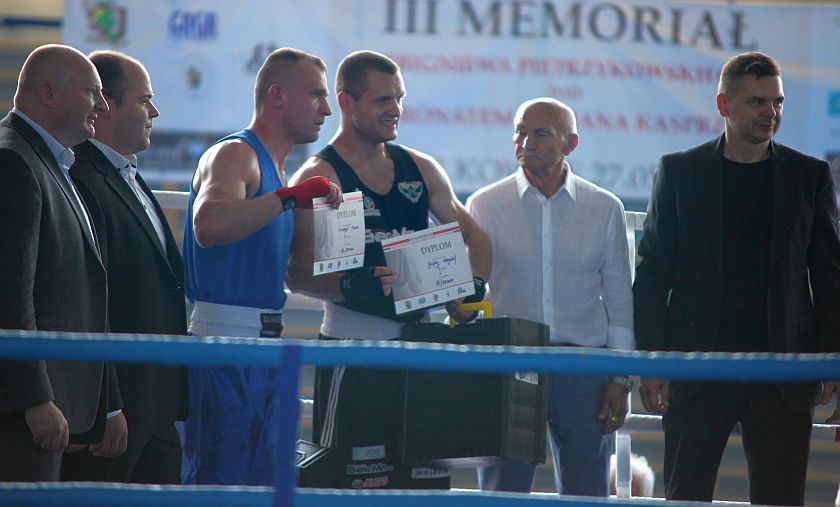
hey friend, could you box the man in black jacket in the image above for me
[0,44,123,481]
[634,51,840,505]
[64,50,188,484]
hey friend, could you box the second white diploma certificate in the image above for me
[382,222,475,315]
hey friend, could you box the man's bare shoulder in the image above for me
[291,155,339,185]
[200,138,257,171]
[399,145,450,189]
[193,138,262,197]
[400,145,440,170]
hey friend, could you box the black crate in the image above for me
[399,317,550,467]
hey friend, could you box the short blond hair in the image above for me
[254,47,326,108]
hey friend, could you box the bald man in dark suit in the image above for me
[0,44,125,481]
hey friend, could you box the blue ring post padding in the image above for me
[274,345,302,507]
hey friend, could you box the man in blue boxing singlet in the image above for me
[180,47,341,485]
[287,50,492,490]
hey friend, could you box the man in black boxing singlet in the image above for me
[287,50,491,490]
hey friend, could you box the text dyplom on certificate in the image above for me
[381,222,475,315]
[312,191,365,275]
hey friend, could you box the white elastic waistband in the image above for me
[188,300,281,338]
[321,302,405,340]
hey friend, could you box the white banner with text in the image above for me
[64,0,840,201]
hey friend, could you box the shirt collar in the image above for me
[515,162,577,202]
[12,108,75,173]
[88,138,138,177]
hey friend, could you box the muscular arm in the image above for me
[407,148,492,280]
[191,140,289,248]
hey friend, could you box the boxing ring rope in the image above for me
[3,329,840,380]
[1,329,839,507]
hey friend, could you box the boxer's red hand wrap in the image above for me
[274,176,331,210]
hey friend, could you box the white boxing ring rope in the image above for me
[1,330,839,507]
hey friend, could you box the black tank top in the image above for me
[314,143,429,322]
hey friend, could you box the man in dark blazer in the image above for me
[62,50,188,484]
[0,44,125,481]
[634,51,840,505]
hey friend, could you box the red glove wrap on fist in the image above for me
[274,176,331,210]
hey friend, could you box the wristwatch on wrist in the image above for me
[610,375,635,391]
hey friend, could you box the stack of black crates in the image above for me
[400,317,550,468]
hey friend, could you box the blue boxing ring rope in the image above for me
[1,329,839,507]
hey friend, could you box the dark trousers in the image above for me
[0,430,62,481]
[313,333,450,490]
[61,423,182,483]
[663,382,812,505]
[313,364,450,490]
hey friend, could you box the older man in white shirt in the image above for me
[466,97,634,496]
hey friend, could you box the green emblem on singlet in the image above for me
[397,181,424,203]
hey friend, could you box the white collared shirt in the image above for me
[12,108,74,172]
[88,139,167,250]
[466,166,634,350]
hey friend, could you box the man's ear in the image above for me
[267,83,284,108]
[716,93,728,117]
[563,133,580,156]
[38,81,58,109]
[337,91,354,113]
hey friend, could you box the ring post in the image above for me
[273,343,302,507]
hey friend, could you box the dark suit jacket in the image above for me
[634,134,840,410]
[70,140,188,440]
[0,112,119,441]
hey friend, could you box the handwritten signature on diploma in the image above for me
[427,254,457,274]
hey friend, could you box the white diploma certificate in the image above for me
[312,191,365,275]
[382,222,475,315]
